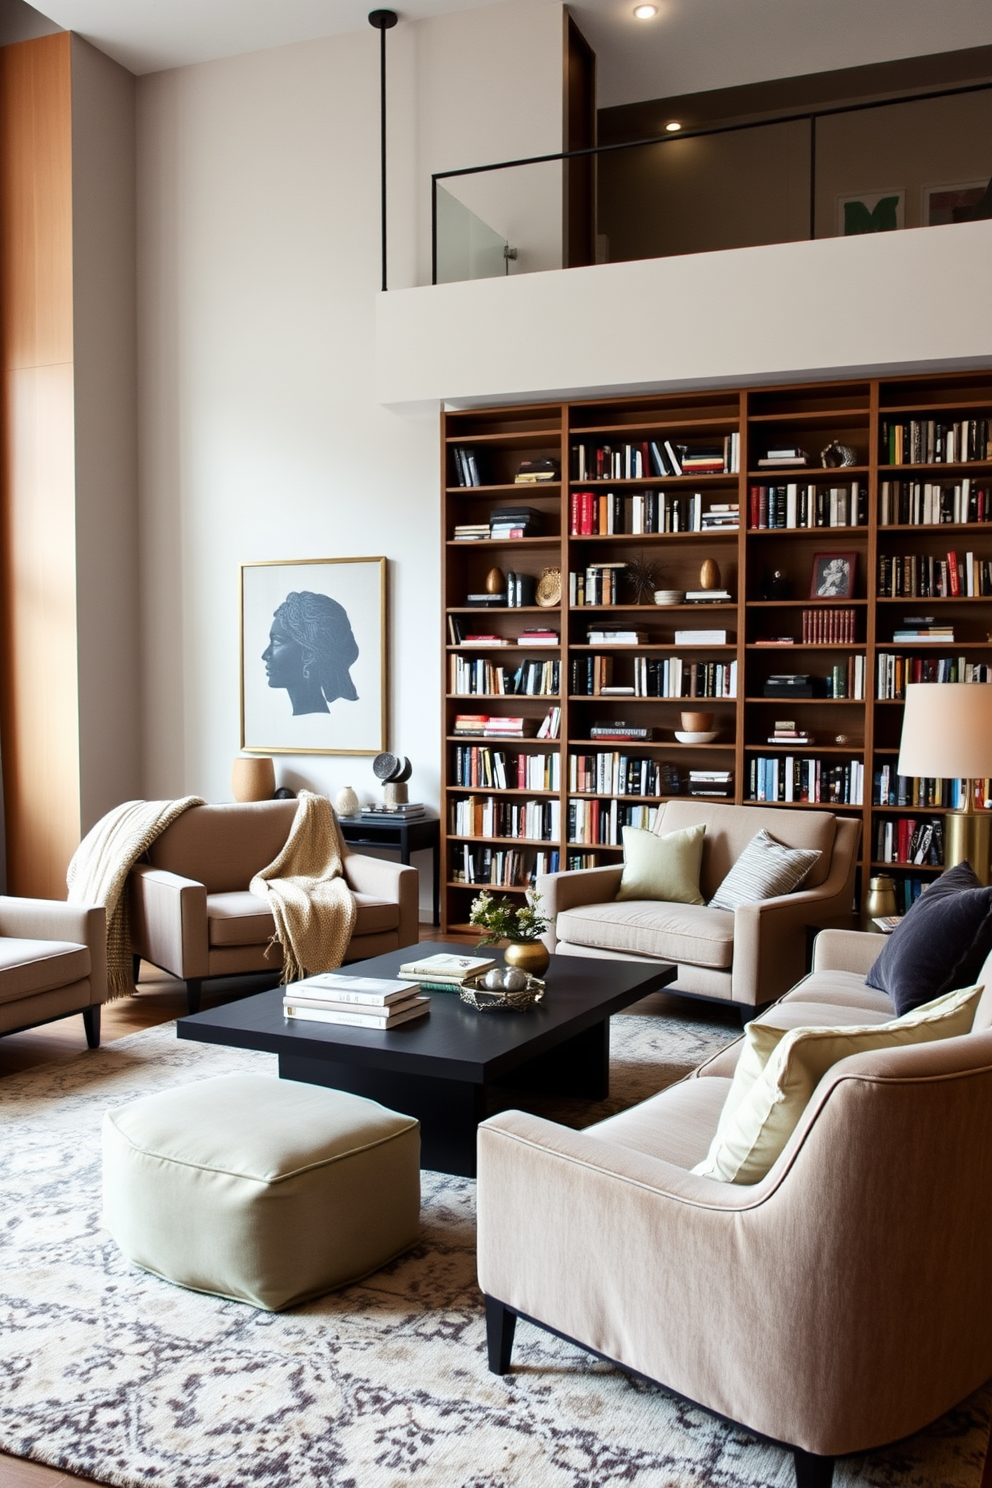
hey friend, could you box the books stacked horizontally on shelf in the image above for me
[826,656,866,697]
[754,636,796,646]
[586,627,647,645]
[748,483,867,529]
[567,798,659,844]
[767,720,814,746]
[449,656,560,697]
[466,591,506,607]
[689,770,733,797]
[490,506,543,538]
[460,633,509,646]
[569,563,627,606]
[283,973,428,1029]
[451,447,481,486]
[571,434,739,482]
[398,952,495,993]
[891,620,955,644]
[360,803,426,820]
[873,766,954,807]
[700,503,740,529]
[451,845,526,886]
[568,753,679,797]
[519,627,559,645]
[589,721,654,742]
[453,522,491,541]
[874,817,945,867]
[801,607,857,643]
[514,459,559,484]
[879,479,991,526]
[684,588,733,604]
[880,417,992,465]
[453,714,535,738]
[757,446,808,468]
[450,795,561,841]
[877,552,992,598]
[763,673,817,698]
[748,757,864,805]
[674,628,730,645]
[876,653,992,698]
[452,745,561,790]
[537,706,561,739]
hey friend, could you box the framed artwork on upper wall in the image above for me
[836,188,904,236]
[240,557,387,756]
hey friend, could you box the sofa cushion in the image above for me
[0,939,90,1006]
[589,1076,733,1170]
[693,981,984,1184]
[709,828,821,911]
[616,823,705,905]
[655,800,836,898]
[208,891,398,948]
[866,861,992,1015]
[784,970,895,1016]
[555,900,734,967]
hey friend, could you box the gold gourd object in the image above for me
[699,558,720,591]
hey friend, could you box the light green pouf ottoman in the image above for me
[102,1072,421,1311]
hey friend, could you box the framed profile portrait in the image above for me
[241,557,387,755]
[810,551,857,600]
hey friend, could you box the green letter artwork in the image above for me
[844,196,900,234]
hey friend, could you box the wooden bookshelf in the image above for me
[440,373,992,929]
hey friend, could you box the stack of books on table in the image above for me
[283,973,428,1028]
[360,803,426,820]
[397,952,496,994]
[767,720,814,746]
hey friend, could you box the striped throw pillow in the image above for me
[709,828,820,911]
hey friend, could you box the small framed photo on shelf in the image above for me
[810,551,857,600]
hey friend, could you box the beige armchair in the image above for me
[128,800,419,1012]
[0,897,107,1047]
[536,801,861,1017]
[478,932,992,1488]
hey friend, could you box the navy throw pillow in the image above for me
[866,861,992,1016]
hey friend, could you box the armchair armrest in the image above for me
[0,898,107,1004]
[343,853,419,947]
[534,865,624,950]
[128,865,208,978]
[812,928,883,977]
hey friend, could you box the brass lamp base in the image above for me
[945,810,992,885]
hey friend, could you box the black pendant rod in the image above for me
[368,10,397,293]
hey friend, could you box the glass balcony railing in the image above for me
[432,81,992,285]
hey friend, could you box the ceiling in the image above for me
[14,0,992,103]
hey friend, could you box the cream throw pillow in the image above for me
[616,822,706,905]
[693,982,983,1185]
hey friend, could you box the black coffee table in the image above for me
[177,942,676,1176]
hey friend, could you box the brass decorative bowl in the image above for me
[459,973,545,1013]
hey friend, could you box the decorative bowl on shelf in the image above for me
[674,730,719,744]
[653,590,685,605]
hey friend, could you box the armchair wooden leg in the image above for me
[485,1295,516,1375]
[793,1448,834,1488]
[82,1005,101,1049]
[186,979,203,1015]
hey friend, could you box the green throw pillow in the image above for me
[616,823,706,905]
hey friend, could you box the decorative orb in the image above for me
[483,968,505,990]
[502,968,528,992]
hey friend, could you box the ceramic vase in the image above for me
[503,940,551,977]
[335,786,360,819]
[231,755,275,802]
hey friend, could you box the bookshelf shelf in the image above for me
[440,372,992,929]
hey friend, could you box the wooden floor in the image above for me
[2,943,991,1488]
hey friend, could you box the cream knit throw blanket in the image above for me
[66,796,205,1002]
[250,790,357,983]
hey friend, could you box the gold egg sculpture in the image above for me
[699,558,720,591]
[485,566,505,595]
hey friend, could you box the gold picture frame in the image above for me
[240,557,387,756]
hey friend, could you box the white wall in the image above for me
[376,219,992,408]
[135,2,565,913]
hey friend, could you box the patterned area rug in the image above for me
[1,1008,989,1488]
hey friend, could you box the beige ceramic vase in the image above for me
[504,940,551,977]
[231,755,275,802]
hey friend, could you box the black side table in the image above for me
[338,814,441,926]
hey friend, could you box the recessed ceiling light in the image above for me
[633,4,658,18]
[665,121,682,132]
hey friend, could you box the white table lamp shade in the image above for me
[897,684,992,782]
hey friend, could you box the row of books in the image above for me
[874,768,960,808]
[453,506,544,541]
[568,799,660,845]
[874,817,945,867]
[452,709,560,739]
[748,756,864,805]
[570,656,737,699]
[875,655,992,699]
[447,615,558,645]
[448,657,560,697]
[451,845,529,886]
[568,754,681,798]
[748,483,868,530]
[571,434,740,482]
[880,418,992,467]
[876,552,992,599]
[450,446,483,486]
[800,607,859,644]
[283,972,429,1031]
[879,479,991,527]
[822,657,866,698]
[570,489,739,535]
[449,796,560,842]
[451,745,561,791]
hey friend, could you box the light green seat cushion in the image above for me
[102,1072,421,1311]
[693,982,983,1185]
[616,822,706,905]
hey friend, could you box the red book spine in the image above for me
[749,485,761,529]
[570,490,580,536]
[516,754,526,789]
[581,490,594,534]
[948,550,960,596]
